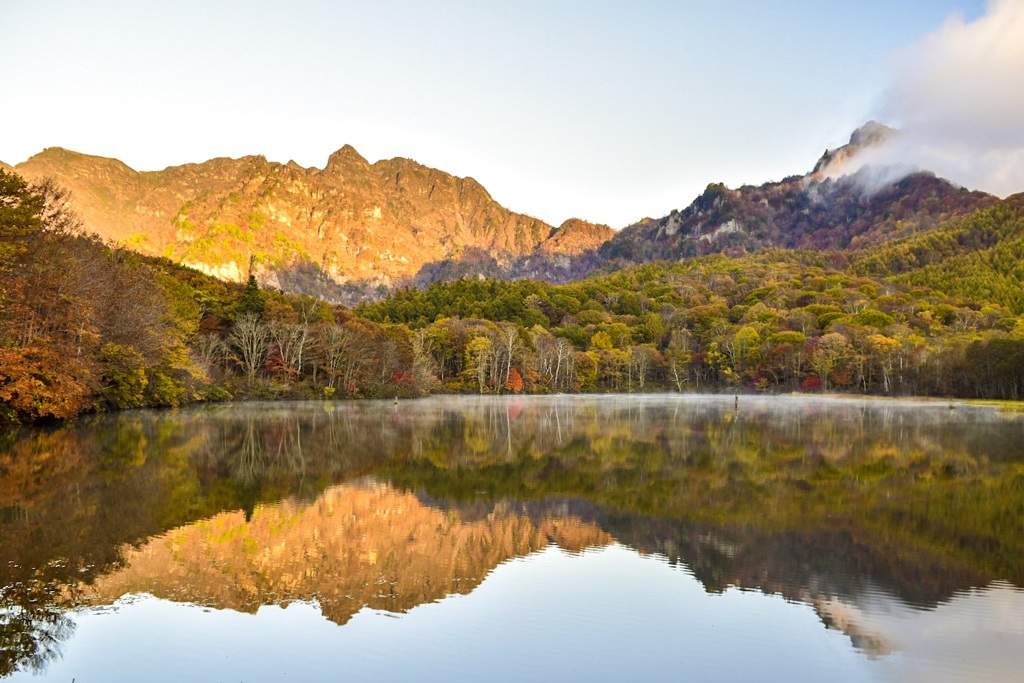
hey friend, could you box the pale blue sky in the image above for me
[0,1,992,227]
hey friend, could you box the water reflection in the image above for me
[1,395,1023,678]
[0,580,74,677]
[80,482,611,624]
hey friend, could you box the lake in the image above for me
[2,394,1023,682]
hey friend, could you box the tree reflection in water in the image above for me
[0,579,75,676]
[0,395,1022,674]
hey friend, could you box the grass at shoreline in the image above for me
[961,398,1024,413]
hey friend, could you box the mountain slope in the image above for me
[852,194,1024,313]
[601,123,995,266]
[13,146,560,298]
[12,121,1011,303]
[603,172,994,264]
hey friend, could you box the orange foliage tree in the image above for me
[505,367,524,393]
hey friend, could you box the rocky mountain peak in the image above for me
[812,121,896,177]
[849,120,894,147]
[542,218,615,256]
[324,144,370,170]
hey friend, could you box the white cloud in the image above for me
[856,0,1024,196]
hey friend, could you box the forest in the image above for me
[2,167,1024,424]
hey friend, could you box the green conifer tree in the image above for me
[236,255,265,318]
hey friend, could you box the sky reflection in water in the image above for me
[23,543,1024,683]
[31,545,870,683]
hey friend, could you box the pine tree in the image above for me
[236,255,265,318]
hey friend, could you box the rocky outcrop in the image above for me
[540,218,615,256]
[811,121,895,178]
[409,217,615,287]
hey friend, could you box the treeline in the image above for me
[359,251,1024,399]
[3,168,1024,424]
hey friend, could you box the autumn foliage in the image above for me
[505,367,524,393]
[0,170,204,421]
[3,166,1024,424]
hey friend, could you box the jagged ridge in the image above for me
[14,146,610,300]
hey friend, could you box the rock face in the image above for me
[409,216,615,287]
[14,146,591,299]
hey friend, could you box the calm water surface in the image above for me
[2,395,1023,681]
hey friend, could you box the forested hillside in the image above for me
[359,247,1024,399]
[1,170,206,421]
[0,169,409,422]
[3,168,1023,425]
[852,195,1024,313]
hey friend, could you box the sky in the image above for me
[1,0,1009,229]
[827,0,1024,199]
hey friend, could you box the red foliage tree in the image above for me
[505,367,524,393]
[801,376,823,392]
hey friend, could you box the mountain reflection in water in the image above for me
[1,395,1023,680]
[83,482,612,624]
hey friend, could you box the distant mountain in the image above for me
[13,146,585,301]
[12,121,1009,303]
[600,123,995,266]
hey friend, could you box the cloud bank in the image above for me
[839,0,1024,196]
